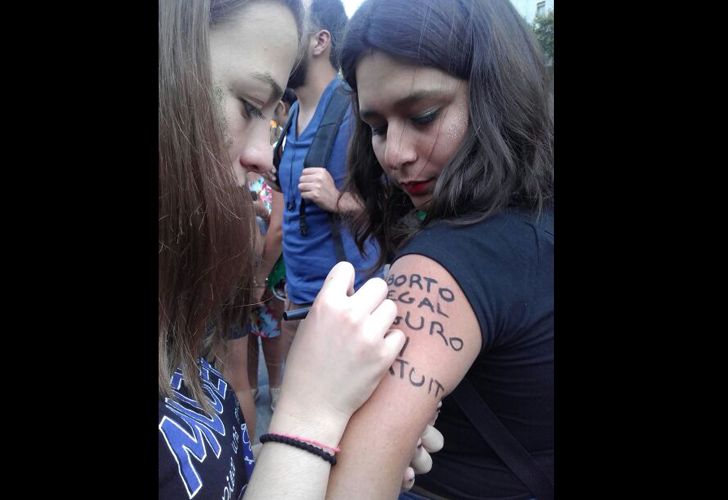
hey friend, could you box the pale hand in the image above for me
[298,167,340,212]
[276,262,406,428]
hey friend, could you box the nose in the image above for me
[237,120,275,176]
[383,123,417,171]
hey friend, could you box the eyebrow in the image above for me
[359,89,448,121]
[251,71,284,104]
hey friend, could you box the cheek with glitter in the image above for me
[444,109,468,144]
[430,108,468,170]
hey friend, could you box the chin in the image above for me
[411,197,433,210]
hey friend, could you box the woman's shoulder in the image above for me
[406,208,552,253]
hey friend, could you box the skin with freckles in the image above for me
[355,51,469,209]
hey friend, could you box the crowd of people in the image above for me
[158,0,553,498]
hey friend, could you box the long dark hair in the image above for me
[341,0,553,268]
[158,0,302,410]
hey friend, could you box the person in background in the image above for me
[246,169,285,415]
[274,0,381,368]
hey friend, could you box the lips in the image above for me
[400,179,433,195]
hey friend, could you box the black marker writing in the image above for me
[429,320,448,346]
[436,301,449,318]
[399,336,410,358]
[418,296,434,313]
[449,337,464,351]
[386,273,453,317]
[404,311,425,330]
[393,316,464,352]
[409,367,425,387]
[398,291,415,304]
[389,357,445,399]
[438,287,455,302]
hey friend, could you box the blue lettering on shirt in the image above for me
[159,363,230,499]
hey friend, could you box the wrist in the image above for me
[336,192,363,215]
[268,397,349,448]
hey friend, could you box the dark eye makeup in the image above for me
[369,108,441,136]
[411,109,439,126]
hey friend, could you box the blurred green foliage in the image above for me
[532,10,554,62]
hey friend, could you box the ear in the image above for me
[274,100,287,122]
[311,29,332,58]
[275,100,286,116]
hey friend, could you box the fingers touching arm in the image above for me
[325,254,482,499]
[245,262,405,499]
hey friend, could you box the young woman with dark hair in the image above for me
[326,0,554,498]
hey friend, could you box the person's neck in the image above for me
[294,62,337,116]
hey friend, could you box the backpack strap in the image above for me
[300,82,351,263]
[303,83,350,170]
[452,378,554,500]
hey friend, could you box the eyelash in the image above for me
[240,99,265,120]
[412,109,439,126]
[371,125,387,136]
[370,109,440,136]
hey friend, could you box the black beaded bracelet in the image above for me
[259,433,337,465]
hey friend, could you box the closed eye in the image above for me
[240,98,265,120]
[371,123,388,136]
[411,109,439,127]
[367,108,441,136]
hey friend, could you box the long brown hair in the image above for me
[158,0,302,410]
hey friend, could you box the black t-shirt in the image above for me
[159,358,255,499]
[399,209,554,499]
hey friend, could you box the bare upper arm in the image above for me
[268,189,283,232]
[326,253,482,499]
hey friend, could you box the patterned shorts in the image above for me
[249,291,283,339]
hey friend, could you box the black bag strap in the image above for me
[273,83,350,174]
[303,83,351,263]
[303,83,350,170]
[272,82,350,263]
[452,378,554,500]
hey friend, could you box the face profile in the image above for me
[210,1,299,186]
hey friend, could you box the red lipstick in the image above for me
[401,179,432,195]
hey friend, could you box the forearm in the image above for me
[325,382,433,499]
[245,404,349,499]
